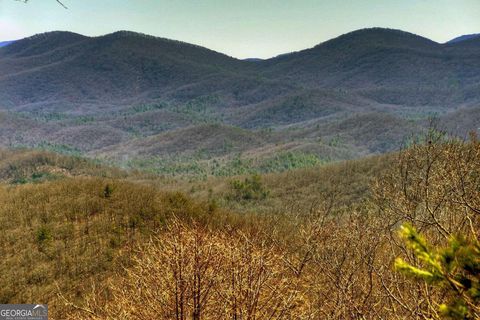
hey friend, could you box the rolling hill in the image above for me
[0,28,479,172]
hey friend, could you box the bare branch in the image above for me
[16,0,68,9]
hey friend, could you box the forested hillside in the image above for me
[0,133,478,319]
[0,28,479,173]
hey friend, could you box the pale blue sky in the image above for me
[1,0,479,58]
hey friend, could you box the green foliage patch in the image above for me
[125,151,324,177]
[228,174,269,201]
[396,224,480,319]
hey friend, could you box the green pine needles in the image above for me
[395,224,480,319]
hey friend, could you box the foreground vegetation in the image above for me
[0,132,479,319]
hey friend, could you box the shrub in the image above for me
[36,226,53,244]
[103,184,113,198]
[229,174,269,200]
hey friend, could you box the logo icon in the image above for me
[0,304,48,320]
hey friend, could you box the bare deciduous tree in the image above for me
[62,131,480,319]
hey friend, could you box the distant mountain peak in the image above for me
[0,41,14,48]
[100,30,156,39]
[93,30,235,56]
[2,31,87,47]
[317,27,440,49]
[24,30,88,41]
[2,31,88,56]
[447,33,480,44]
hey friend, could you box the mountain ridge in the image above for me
[0,27,479,169]
[2,27,479,109]
[447,33,480,44]
[2,27,479,59]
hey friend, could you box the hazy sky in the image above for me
[1,0,480,59]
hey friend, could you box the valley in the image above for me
[1,28,479,176]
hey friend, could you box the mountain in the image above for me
[0,28,479,172]
[447,33,480,44]
[0,31,254,109]
[2,28,479,111]
[260,28,480,106]
[0,41,14,47]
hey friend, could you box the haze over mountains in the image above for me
[0,28,479,173]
